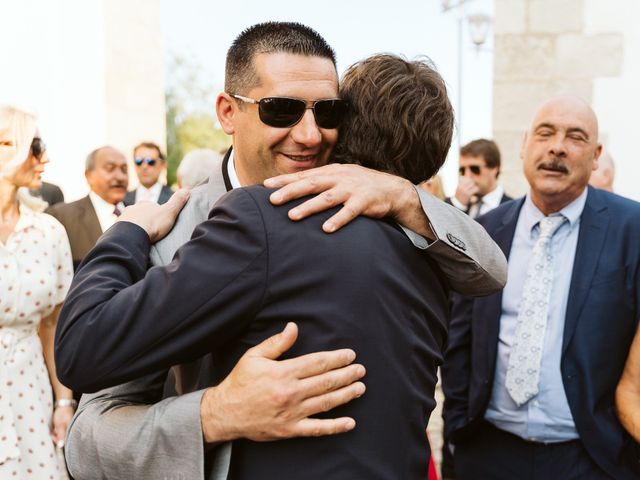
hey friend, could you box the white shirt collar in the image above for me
[227,150,242,188]
[135,182,163,203]
[522,186,588,234]
[88,190,125,233]
[480,184,505,210]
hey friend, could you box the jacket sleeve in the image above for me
[403,187,507,296]
[55,188,268,392]
[64,370,214,480]
[441,292,475,441]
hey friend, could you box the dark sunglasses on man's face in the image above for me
[134,157,157,166]
[230,94,348,129]
[30,137,46,160]
[459,165,482,176]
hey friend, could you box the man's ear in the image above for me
[592,143,603,172]
[217,93,236,135]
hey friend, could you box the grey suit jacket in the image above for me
[64,156,506,480]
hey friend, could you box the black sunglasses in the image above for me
[30,137,46,160]
[230,94,348,129]
[134,157,157,166]
[459,165,482,176]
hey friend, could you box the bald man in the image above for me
[443,96,640,479]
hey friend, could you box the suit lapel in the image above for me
[562,188,609,352]
[484,199,524,369]
[78,196,103,241]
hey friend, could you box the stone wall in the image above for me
[0,0,165,200]
[493,0,626,197]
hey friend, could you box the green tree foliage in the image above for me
[165,54,230,186]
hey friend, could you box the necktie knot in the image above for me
[538,215,566,240]
[113,206,122,217]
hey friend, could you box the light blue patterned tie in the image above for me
[506,215,567,406]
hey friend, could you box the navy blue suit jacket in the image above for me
[443,186,640,479]
[57,185,449,479]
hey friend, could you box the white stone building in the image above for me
[494,0,639,201]
[1,0,165,201]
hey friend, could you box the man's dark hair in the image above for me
[133,141,165,162]
[225,22,337,95]
[333,54,454,184]
[460,138,500,170]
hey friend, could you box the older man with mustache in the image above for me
[48,146,129,270]
[443,95,640,479]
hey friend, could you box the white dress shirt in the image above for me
[451,184,505,218]
[485,188,587,442]
[89,191,125,233]
[134,182,163,204]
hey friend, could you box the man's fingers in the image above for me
[321,203,362,233]
[246,322,299,360]
[297,363,366,399]
[264,165,338,189]
[286,188,347,221]
[269,177,335,206]
[282,348,357,379]
[291,416,357,437]
[299,381,366,418]
[165,188,190,214]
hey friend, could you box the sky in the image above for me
[160,0,495,193]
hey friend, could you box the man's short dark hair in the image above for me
[133,141,165,162]
[460,138,500,169]
[333,54,454,184]
[225,22,337,95]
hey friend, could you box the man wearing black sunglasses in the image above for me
[124,141,173,205]
[59,22,506,480]
[447,138,512,218]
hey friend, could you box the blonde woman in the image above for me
[0,104,74,479]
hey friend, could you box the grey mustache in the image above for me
[538,159,569,173]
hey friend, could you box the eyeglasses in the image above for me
[30,137,46,160]
[229,94,348,129]
[459,165,482,176]
[134,157,157,166]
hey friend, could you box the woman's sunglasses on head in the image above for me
[230,94,348,129]
[30,137,46,161]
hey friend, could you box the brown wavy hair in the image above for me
[333,54,454,183]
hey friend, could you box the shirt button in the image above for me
[533,400,540,407]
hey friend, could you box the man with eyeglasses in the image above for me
[58,22,506,480]
[448,138,512,219]
[124,141,173,205]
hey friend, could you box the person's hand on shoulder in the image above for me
[118,189,190,243]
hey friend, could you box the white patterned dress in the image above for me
[0,205,73,480]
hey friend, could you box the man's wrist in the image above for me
[394,182,437,241]
[200,386,236,444]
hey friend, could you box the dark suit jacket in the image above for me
[442,187,640,479]
[57,185,450,479]
[124,185,173,206]
[47,195,102,270]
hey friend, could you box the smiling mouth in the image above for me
[282,153,318,163]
